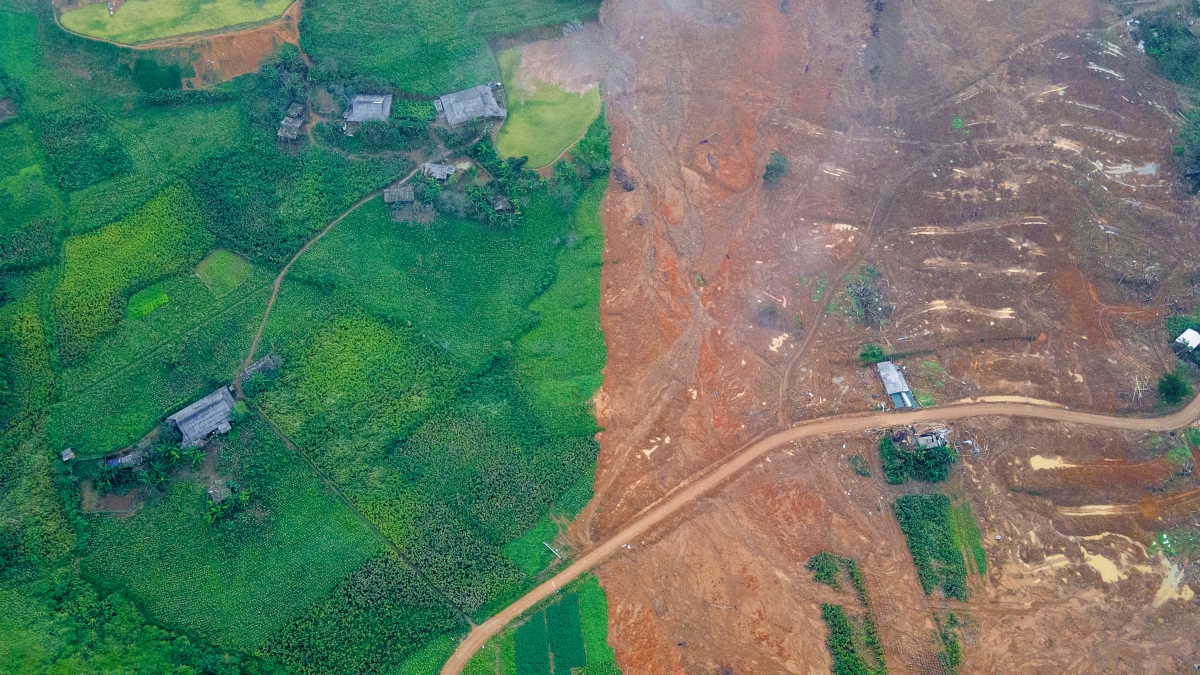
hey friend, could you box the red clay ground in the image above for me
[573,0,1200,671]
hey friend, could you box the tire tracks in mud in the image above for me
[439,394,1200,675]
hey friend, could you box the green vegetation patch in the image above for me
[52,184,214,362]
[578,575,620,674]
[892,494,970,600]
[1158,366,1193,406]
[196,248,253,297]
[264,553,467,675]
[934,612,963,674]
[29,110,132,192]
[819,603,887,675]
[950,501,987,576]
[60,0,295,45]
[546,593,587,671]
[84,418,385,651]
[515,611,551,675]
[300,0,600,95]
[496,48,603,168]
[806,551,869,606]
[125,283,169,319]
[878,434,956,485]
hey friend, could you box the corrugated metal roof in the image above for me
[876,361,911,396]
[168,387,235,447]
[344,95,393,122]
[438,84,506,126]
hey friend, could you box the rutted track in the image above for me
[439,394,1200,674]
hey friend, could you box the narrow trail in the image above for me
[238,162,424,382]
[439,394,1200,674]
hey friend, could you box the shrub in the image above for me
[130,58,182,92]
[849,453,871,477]
[879,435,955,484]
[763,150,788,187]
[859,343,885,365]
[1159,369,1192,405]
[819,604,886,675]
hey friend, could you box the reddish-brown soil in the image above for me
[175,1,301,88]
[578,0,1200,671]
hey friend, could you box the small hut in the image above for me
[384,185,416,205]
[422,163,456,181]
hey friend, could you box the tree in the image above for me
[859,343,885,365]
[1159,370,1192,405]
[763,150,788,188]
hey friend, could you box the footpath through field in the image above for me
[439,394,1200,674]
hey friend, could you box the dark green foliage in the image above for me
[934,613,962,674]
[879,435,955,484]
[469,137,528,230]
[807,552,870,606]
[859,343,885,365]
[893,494,970,600]
[849,453,871,477]
[515,612,551,675]
[547,593,587,671]
[265,554,467,675]
[29,110,133,191]
[187,143,407,266]
[1158,368,1192,406]
[130,58,182,92]
[763,150,788,187]
[1136,13,1200,89]
[819,604,887,675]
[138,88,232,107]
[0,217,54,271]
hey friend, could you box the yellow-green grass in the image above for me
[126,283,169,319]
[60,0,293,45]
[495,48,601,169]
[196,248,252,296]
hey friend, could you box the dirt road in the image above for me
[439,394,1200,674]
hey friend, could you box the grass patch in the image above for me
[848,453,871,477]
[126,283,169,319]
[196,248,253,297]
[389,633,461,675]
[52,184,214,362]
[950,501,987,576]
[578,575,620,674]
[83,417,386,651]
[893,494,970,600]
[60,0,294,45]
[495,47,602,168]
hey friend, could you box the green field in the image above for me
[300,0,601,94]
[60,0,294,45]
[893,494,973,600]
[196,248,253,296]
[496,48,602,168]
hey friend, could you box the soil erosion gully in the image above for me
[439,394,1200,674]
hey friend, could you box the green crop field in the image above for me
[84,418,386,651]
[60,0,294,45]
[893,494,972,601]
[496,48,602,168]
[300,0,601,95]
[196,248,253,296]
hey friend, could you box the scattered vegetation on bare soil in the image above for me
[819,603,887,675]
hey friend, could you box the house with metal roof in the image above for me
[422,162,456,180]
[278,115,303,141]
[435,84,506,126]
[1176,328,1200,351]
[384,185,415,204]
[166,386,236,448]
[877,361,917,409]
[344,94,393,123]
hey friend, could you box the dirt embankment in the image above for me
[583,0,1200,670]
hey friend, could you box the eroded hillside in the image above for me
[583,0,1200,671]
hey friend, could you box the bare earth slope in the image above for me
[582,0,1200,671]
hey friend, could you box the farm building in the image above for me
[344,94,393,123]
[915,429,948,449]
[492,194,513,212]
[286,102,305,118]
[877,361,917,409]
[61,448,75,462]
[384,185,415,204]
[435,83,507,126]
[423,163,456,180]
[278,116,303,141]
[166,386,236,448]
[1176,328,1200,351]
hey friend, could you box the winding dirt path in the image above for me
[439,394,1200,674]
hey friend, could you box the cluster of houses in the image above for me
[339,82,507,137]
